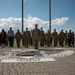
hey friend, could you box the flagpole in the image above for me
[49,0,51,32]
[22,0,24,33]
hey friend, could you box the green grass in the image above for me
[8,39,22,46]
[14,39,22,46]
[10,39,75,47]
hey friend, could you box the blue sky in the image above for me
[0,0,75,32]
[51,0,75,32]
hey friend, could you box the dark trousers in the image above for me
[9,37,13,47]
[34,38,38,49]
[68,38,72,47]
[16,39,20,47]
[72,38,74,46]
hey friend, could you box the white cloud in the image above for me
[51,17,69,26]
[0,16,49,32]
[25,15,49,30]
[0,16,69,33]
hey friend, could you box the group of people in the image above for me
[0,28,14,47]
[0,24,75,49]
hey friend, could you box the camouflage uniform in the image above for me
[44,33,47,45]
[45,30,51,47]
[59,30,65,47]
[32,24,40,49]
[29,30,33,46]
[64,31,68,46]
[40,28,45,47]
[59,31,61,46]
[22,31,26,47]
[53,29,58,47]
[25,28,31,47]
[15,30,21,47]
[50,33,53,45]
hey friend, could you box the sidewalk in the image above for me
[0,47,75,75]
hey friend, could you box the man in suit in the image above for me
[68,30,72,47]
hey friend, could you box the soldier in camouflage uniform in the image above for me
[50,33,53,46]
[59,29,65,47]
[71,31,74,46]
[64,30,68,46]
[22,31,26,47]
[25,27,31,48]
[40,28,45,47]
[59,31,61,46]
[45,30,51,47]
[15,29,21,47]
[32,24,40,49]
[44,32,47,46]
[29,30,33,46]
[53,29,58,47]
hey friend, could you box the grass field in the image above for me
[12,39,75,47]
[8,39,22,46]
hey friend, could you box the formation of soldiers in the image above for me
[0,24,75,49]
[15,24,75,49]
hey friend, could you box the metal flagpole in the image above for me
[22,0,24,33]
[49,0,51,32]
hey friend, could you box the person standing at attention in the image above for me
[8,27,14,47]
[32,24,40,49]
[1,29,6,48]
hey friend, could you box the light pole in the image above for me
[22,0,24,33]
[49,0,51,32]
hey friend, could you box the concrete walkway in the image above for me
[0,47,75,75]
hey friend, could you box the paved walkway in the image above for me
[0,47,75,75]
